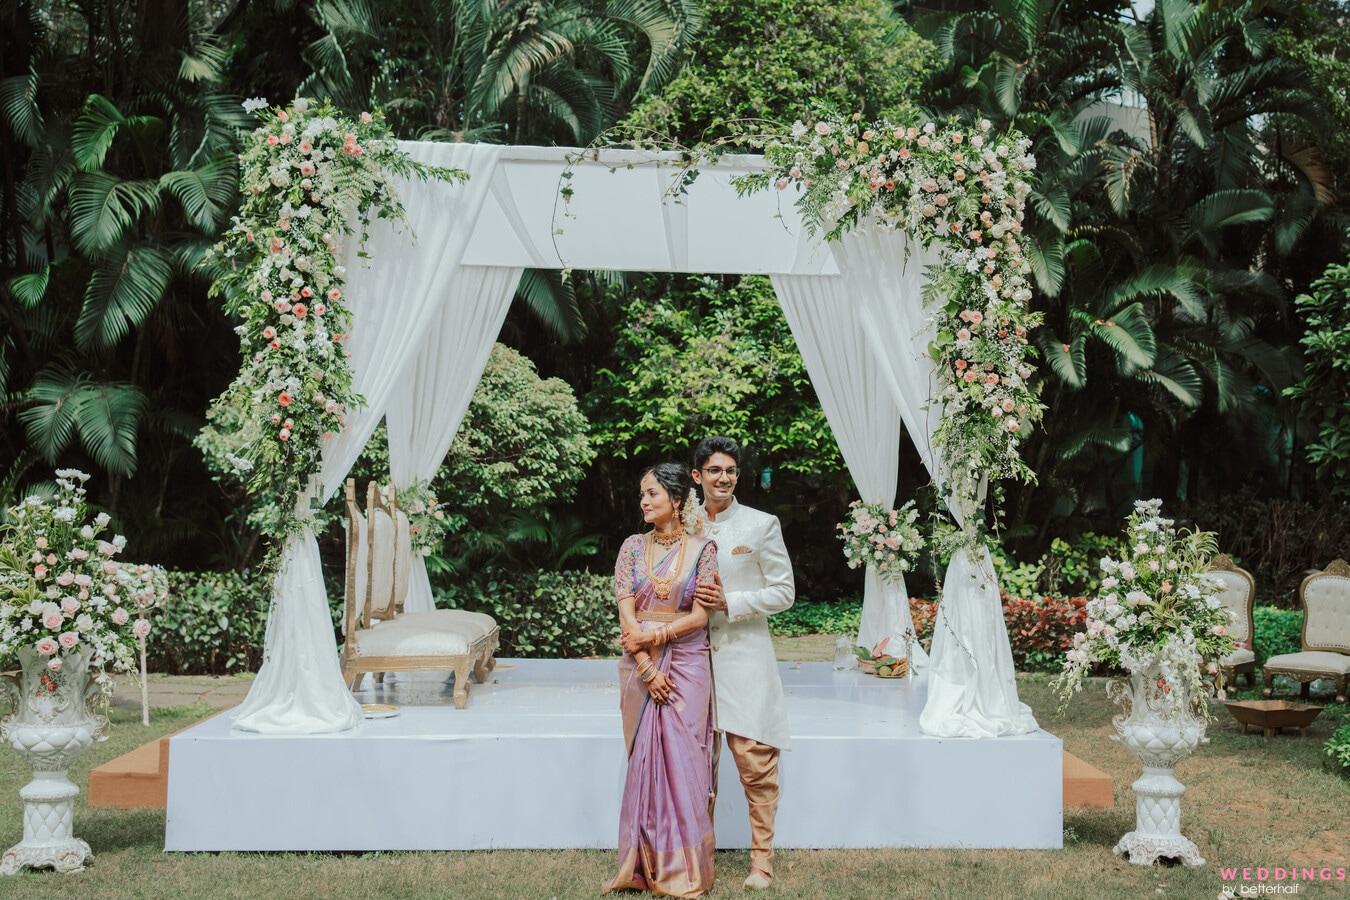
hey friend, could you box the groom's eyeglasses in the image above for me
[702,466,739,479]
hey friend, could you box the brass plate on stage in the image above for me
[361,704,401,719]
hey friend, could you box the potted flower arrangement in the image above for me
[1053,498,1235,867]
[0,469,159,874]
[838,500,922,676]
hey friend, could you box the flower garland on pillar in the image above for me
[197,99,463,550]
[735,112,1045,537]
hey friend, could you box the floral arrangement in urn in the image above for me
[0,469,166,874]
[0,469,157,687]
[1052,498,1235,868]
[837,499,923,584]
[1053,498,1235,708]
[737,112,1044,533]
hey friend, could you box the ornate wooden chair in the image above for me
[339,480,499,708]
[1263,560,1350,704]
[1207,555,1256,688]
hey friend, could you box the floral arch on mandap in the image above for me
[202,100,1043,740]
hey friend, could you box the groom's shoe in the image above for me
[743,869,773,891]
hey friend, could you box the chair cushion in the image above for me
[395,609,497,641]
[354,622,471,658]
[1264,650,1350,676]
[1221,647,1255,667]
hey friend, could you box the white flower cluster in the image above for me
[0,470,167,690]
[1054,499,1235,708]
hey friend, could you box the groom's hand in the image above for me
[694,574,727,612]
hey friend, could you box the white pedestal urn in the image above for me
[0,647,106,875]
[1107,660,1207,867]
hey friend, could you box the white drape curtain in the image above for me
[231,143,505,734]
[831,226,1037,738]
[770,275,926,665]
[385,265,523,613]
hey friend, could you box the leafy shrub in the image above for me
[1002,596,1088,673]
[768,599,862,637]
[436,570,618,658]
[1040,533,1127,596]
[963,532,1126,600]
[989,545,1043,599]
[151,570,273,675]
[350,343,595,538]
[1325,724,1350,775]
[1253,605,1303,666]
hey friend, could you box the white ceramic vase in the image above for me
[0,648,106,875]
[1107,660,1208,867]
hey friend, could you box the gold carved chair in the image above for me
[1263,560,1350,704]
[1207,555,1256,688]
[339,480,499,708]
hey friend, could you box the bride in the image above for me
[604,463,719,898]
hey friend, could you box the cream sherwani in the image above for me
[703,498,794,750]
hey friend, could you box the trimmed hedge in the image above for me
[436,570,619,658]
[151,570,272,675]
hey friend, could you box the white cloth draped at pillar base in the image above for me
[829,224,1037,737]
[232,143,506,734]
[770,274,927,665]
[386,265,523,614]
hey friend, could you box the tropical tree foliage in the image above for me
[1,0,245,558]
[921,0,1342,538]
[1285,237,1350,497]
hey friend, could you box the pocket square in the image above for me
[731,546,753,556]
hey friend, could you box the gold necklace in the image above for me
[651,524,683,547]
[646,532,688,602]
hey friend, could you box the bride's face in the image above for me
[639,473,676,527]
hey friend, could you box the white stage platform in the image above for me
[165,659,1062,852]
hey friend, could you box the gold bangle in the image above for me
[640,666,657,683]
[663,624,674,645]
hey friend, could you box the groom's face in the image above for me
[692,452,739,505]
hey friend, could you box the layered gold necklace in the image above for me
[645,529,688,601]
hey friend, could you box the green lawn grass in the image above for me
[0,677,1346,899]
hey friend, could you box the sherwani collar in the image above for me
[705,496,741,524]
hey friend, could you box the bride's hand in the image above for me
[620,629,652,655]
[646,670,672,704]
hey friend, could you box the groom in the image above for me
[690,436,794,891]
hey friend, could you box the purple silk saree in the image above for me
[605,533,719,899]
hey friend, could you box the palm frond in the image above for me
[76,244,174,350]
[160,158,237,232]
[0,68,44,148]
[68,174,162,255]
